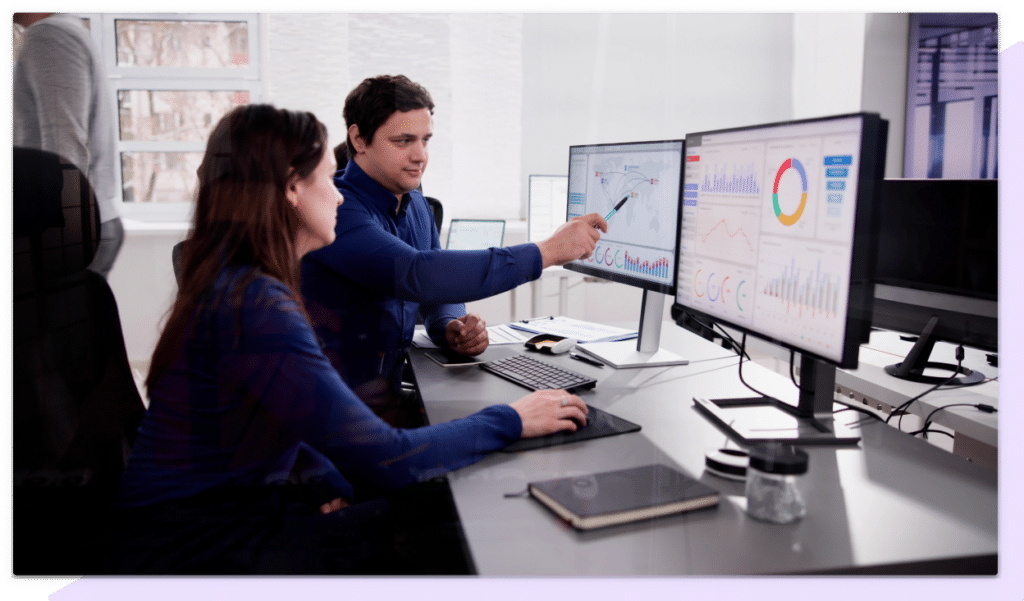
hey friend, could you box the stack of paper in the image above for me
[411,324,533,348]
[510,316,637,344]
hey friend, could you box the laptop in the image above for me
[445,219,506,250]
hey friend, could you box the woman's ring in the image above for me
[561,397,570,407]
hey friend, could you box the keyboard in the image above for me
[480,353,597,392]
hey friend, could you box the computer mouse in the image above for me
[524,333,576,355]
[549,338,576,355]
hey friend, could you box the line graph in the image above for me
[692,204,760,266]
[700,219,755,252]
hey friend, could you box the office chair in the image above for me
[424,196,443,234]
[400,195,445,404]
[172,240,184,285]
[13,147,146,575]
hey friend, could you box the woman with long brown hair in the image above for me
[109,104,587,574]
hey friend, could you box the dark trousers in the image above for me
[105,479,472,575]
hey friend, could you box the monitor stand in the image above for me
[693,354,861,446]
[576,290,689,369]
[885,315,986,385]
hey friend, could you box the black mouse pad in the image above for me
[501,405,641,452]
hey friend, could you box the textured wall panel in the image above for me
[264,14,351,148]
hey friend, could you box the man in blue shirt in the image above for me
[301,75,606,419]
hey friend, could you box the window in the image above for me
[86,14,261,220]
[903,13,997,179]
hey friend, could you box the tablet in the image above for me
[501,405,640,452]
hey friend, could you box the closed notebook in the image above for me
[528,464,719,531]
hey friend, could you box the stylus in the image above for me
[603,195,630,221]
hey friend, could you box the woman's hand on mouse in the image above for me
[509,389,588,438]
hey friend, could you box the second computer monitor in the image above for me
[562,140,685,295]
[674,114,887,368]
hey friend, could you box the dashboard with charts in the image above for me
[565,140,684,291]
[676,116,868,364]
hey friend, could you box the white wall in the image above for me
[109,12,908,365]
[520,13,796,218]
[861,13,910,179]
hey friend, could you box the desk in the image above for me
[408,322,998,575]
[835,330,998,468]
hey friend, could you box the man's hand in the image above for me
[446,313,489,356]
[536,213,608,268]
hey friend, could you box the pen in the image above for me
[521,315,554,323]
[603,195,630,221]
[569,352,604,368]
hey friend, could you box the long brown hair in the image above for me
[146,104,327,392]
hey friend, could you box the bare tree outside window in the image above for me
[115,20,248,68]
[114,19,252,204]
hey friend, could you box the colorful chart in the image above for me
[692,268,751,318]
[772,158,808,226]
[587,245,672,281]
[760,256,840,320]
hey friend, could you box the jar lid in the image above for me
[748,444,808,475]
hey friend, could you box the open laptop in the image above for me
[445,219,506,250]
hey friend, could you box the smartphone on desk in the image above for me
[425,349,488,367]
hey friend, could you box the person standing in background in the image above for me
[13,13,124,277]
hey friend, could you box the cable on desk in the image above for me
[908,402,997,439]
[676,308,750,361]
[712,322,750,361]
[914,428,954,440]
[736,333,771,399]
[888,345,966,430]
[832,398,883,422]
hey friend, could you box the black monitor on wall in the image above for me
[873,178,997,384]
[672,113,888,445]
[562,139,687,368]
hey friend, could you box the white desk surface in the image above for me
[409,322,998,576]
[838,330,998,446]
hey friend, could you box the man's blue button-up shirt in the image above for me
[301,159,543,391]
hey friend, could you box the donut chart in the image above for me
[772,158,808,226]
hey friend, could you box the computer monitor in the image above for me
[527,175,568,243]
[445,219,506,250]
[672,113,888,445]
[562,139,686,368]
[872,178,997,385]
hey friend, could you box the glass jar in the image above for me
[745,443,809,524]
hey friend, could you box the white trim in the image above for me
[87,13,261,222]
[119,141,206,153]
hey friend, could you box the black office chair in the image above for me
[13,147,146,575]
[172,240,185,285]
[424,196,443,235]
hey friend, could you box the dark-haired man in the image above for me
[302,74,606,421]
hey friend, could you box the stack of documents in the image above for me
[410,316,636,348]
[510,316,637,344]
[411,324,532,348]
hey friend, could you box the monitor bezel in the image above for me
[671,112,887,369]
[561,138,686,296]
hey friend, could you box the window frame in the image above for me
[80,13,262,222]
